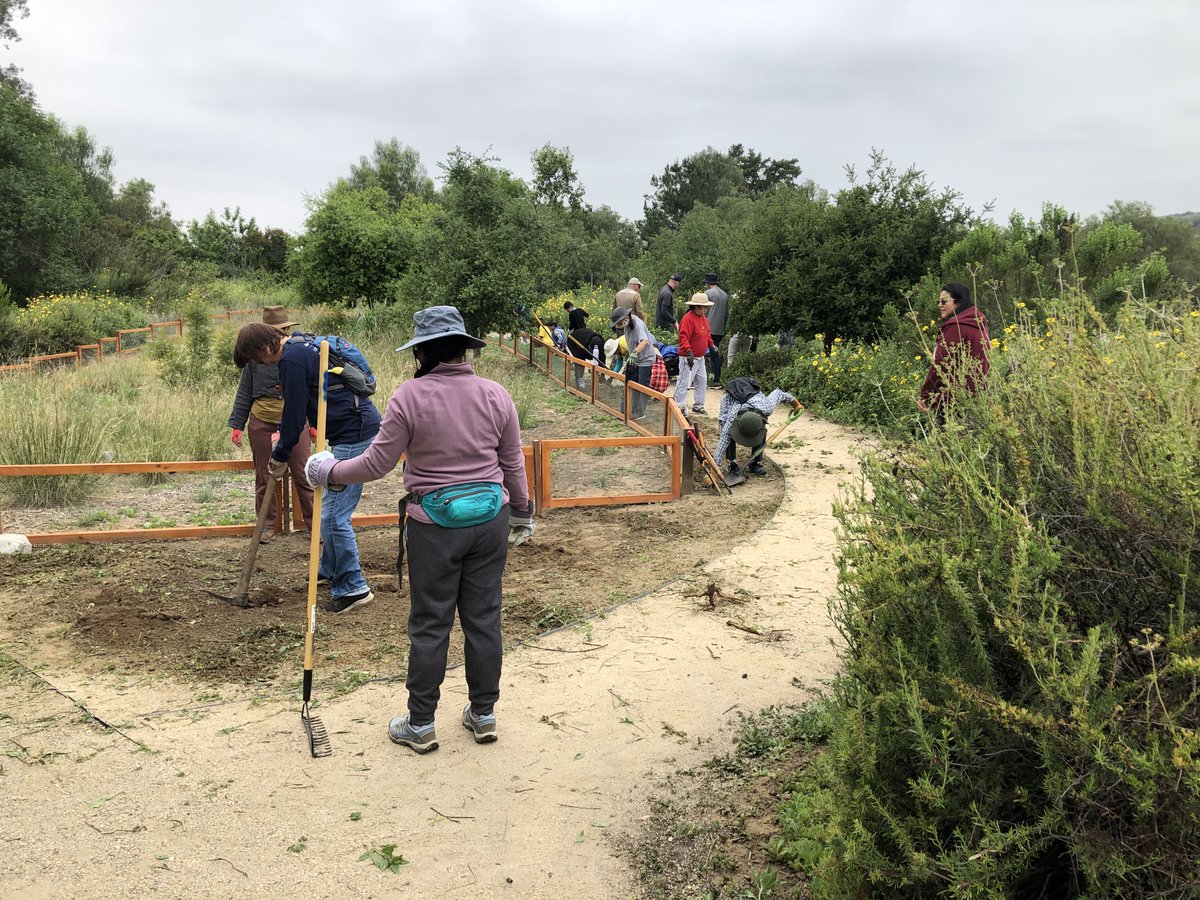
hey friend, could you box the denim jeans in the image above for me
[630,364,652,417]
[320,436,374,599]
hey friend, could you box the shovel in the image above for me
[724,407,804,488]
[201,473,278,608]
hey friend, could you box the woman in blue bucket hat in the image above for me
[307,306,532,754]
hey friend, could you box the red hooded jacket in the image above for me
[920,305,990,408]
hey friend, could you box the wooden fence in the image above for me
[0,330,696,544]
[0,308,260,376]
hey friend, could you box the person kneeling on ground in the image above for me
[234,323,381,612]
[713,376,801,477]
[305,306,532,756]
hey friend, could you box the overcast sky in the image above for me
[7,0,1198,233]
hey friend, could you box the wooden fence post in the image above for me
[531,440,543,517]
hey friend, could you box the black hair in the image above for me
[942,281,973,311]
[413,335,472,378]
[562,301,574,310]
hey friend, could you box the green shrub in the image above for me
[1,291,149,362]
[725,347,796,382]
[790,295,1200,897]
[149,294,233,387]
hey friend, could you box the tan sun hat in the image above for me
[262,306,300,332]
[686,292,714,307]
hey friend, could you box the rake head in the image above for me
[301,703,332,758]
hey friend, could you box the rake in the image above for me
[301,340,332,758]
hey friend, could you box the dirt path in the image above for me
[0,412,863,899]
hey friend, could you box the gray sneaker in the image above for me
[388,715,438,754]
[462,704,497,744]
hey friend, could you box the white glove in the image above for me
[304,450,337,489]
[508,514,535,547]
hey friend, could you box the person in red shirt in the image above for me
[918,281,990,419]
[674,293,719,415]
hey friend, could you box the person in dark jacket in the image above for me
[656,274,681,330]
[567,325,605,389]
[233,323,382,613]
[226,306,314,542]
[918,281,990,415]
[563,301,590,331]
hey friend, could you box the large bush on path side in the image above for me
[794,296,1200,897]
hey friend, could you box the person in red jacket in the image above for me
[918,281,990,417]
[674,293,719,415]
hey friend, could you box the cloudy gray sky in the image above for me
[8,0,1199,233]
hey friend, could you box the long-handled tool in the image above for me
[201,474,278,607]
[301,340,332,758]
[724,405,804,488]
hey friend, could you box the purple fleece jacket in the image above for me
[328,362,530,524]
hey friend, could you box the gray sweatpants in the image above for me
[403,508,510,724]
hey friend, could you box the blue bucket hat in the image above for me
[396,305,487,352]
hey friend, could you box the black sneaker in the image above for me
[728,462,742,477]
[747,462,767,476]
[322,590,373,613]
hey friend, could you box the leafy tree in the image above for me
[396,149,545,337]
[642,144,800,241]
[638,195,754,298]
[530,143,584,212]
[0,83,93,301]
[730,152,971,345]
[1095,200,1200,287]
[297,182,431,305]
[346,138,434,210]
[0,0,30,98]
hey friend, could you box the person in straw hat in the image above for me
[226,306,314,543]
[304,305,532,755]
[674,292,718,415]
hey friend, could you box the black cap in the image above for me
[669,273,682,282]
[703,273,719,284]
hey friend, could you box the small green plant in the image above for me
[288,836,307,853]
[359,843,408,873]
[741,867,778,899]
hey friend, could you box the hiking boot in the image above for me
[711,381,723,389]
[691,406,707,416]
[747,461,767,476]
[727,462,742,477]
[259,529,274,545]
[389,715,438,754]
[462,704,498,744]
[322,590,373,613]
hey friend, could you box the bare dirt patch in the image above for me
[0,483,779,689]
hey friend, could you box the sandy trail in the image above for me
[0,411,863,899]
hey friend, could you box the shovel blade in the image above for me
[723,471,747,488]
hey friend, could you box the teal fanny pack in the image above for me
[419,482,504,528]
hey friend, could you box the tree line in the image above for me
[4,0,1198,344]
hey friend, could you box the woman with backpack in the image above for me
[226,306,314,543]
[233,322,381,614]
[305,306,532,755]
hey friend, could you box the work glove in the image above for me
[304,450,340,490]
[791,398,805,412]
[267,456,289,479]
[686,352,694,363]
[230,428,243,449]
[508,514,535,547]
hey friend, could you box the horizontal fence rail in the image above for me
[0,308,260,377]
